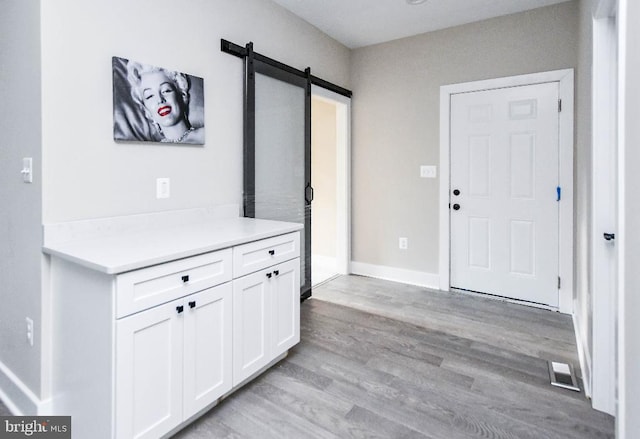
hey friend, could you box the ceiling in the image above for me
[270,0,573,49]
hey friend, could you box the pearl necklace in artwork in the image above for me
[162,127,195,143]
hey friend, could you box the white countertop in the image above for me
[43,217,303,275]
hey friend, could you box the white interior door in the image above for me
[450,82,560,307]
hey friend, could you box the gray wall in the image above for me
[0,0,43,403]
[350,1,580,274]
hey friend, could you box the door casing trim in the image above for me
[439,69,574,314]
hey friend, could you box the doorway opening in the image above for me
[311,86,351,286]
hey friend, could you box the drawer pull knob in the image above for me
[176,305,184,314]
[188,301,196,309]
[266,272,272,279]
[268,250,275,256]
[181,275,190,283]
[273,270,280,276]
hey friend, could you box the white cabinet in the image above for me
[115,297,184,439]
[232,236,300,386]
[271,258,300,358]
[50,227,300,439]
[115,284,232,439]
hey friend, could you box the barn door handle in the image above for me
[603,233,615,241]
[305,183,314,204]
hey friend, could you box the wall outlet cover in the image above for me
[156,178,170,199]
[420,165,437,178]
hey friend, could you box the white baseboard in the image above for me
[0,359,42,415]
[572,310,592,398]
[350,261,440,290]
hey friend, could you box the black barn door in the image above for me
[244,43,312,300]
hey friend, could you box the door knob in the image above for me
[453,204,461,211]
[453,189,460,196]
[603,233,615,241]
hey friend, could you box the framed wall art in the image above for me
[112,56,205,145]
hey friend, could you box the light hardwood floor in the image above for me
[0,275,614,438]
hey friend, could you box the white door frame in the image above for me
[439,69,574,314]
[591,0,618,416]
[311,85,352,275]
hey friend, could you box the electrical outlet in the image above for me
[156,178,170,199]
[420,165,437,178]
[399,237,408,250]
[26,317,34,346]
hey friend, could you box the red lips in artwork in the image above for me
[157,106,172,117]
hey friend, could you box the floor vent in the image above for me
[548,361,580,392]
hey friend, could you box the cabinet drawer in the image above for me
[233,232,300,277]
[116,249,232,318]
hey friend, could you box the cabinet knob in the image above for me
[268,250,275,256]
[188,301,196,309]
[176,305,184,314]
[273,270,280,276]
[181,275,190,283]
[266,272,272,279]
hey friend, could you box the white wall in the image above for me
[311,98,338,258]
[0,0,43,412]
[0,0,350,412]
[349,2,580,279]
[573,0,594,393]
[40,0,350,223]
[619,0,640,435]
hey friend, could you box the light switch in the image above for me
[156,178,170,199]
[420,165,437,179]
[21,158,33,183]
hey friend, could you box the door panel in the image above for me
[272,259,301,357]
[116,299,183,439]
[232,271,270,385]
[450,82,560,306]
[183,284,232,419]
[245,49,312,299]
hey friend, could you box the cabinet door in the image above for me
[116,299,184,439]
[271,258,301,358]
[232,270,272,386]
[183,283,232,419]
